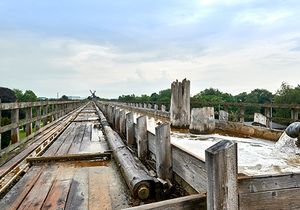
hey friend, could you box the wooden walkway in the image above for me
[0,103,133,210]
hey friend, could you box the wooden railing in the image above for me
[0,100,83,149]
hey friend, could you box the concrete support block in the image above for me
[189,107,215,134]
[219,110,229,122]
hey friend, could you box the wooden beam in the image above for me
[155,123,172,181]
[11,108,19,144]
[137,116,148,161]
[35,106,41,131]
[205,140,238,210]
[26,152,112,164]
[124,194,206,210]
[126,112,135,145]
[25,107,32,136]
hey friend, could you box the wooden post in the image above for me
[154,104,158,110]
[11,108,19,144]
[148,104,152,109]
[111,106,115,126]
[239,107,245,123]
[43,104,48,125]
[137,116,148,161]
[35,106,41,131]
[161,105,166,112]
[264,107,271,128]
[114,109,120,131]
[205,140,238,210]
[25,106,32,136]
[155,123,172,181]
[291,108,299,122]
[170,79,190,128]
[119,110,126,137]
[126,112,135,145]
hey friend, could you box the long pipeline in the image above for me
[94,103,155,200]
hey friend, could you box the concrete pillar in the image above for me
[219,110,229,122]
[189,107,215,134]
[154,104,158,110]
[170,79,190,128]
[126,112,135,145]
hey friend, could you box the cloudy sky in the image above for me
[1,0,300,98]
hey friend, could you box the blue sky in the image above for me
[1,0,300,98]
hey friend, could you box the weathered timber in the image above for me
[137,116,148,161]
[124,194,206,210]
[205,140,238,210]
[219,110,229,122]
[189,107,215,134]
[170,79,190,128]
[155,123,172,181]
[35,106,41,131]
[96,104,155,200]
[10,109,19,144]
[119,110,126,137]
[126,112,135,145]
[25,107,32,136]
[27,152,111,164]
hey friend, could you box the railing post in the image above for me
[291,108,299,122]
[161,105,166,112]
[205,140,238,210]
[119,110,126,137]
[155,123,172,181]
[137,116,148,161]
[264,107,271,128]
[25,106,32,136]
[11,108,19,144]
[126,112,135,146]
[114,109,120,131]
[35,106,41,131]
[239,106,245,123]
[43,104,48,126]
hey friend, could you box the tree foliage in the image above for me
[13,89,38,102]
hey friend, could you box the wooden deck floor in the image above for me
[0,103,134,210]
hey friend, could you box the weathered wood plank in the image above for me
[172,146,207,193]
[238,173,300,194]
[124,194,206,210]
[126,112,135,145]
[205,140,238,210]
[65,167,89,210]
[68,124,86,154]
[88,167,112,210]
[17,164,57,209]
[137,116,148,161]
[239,188,300,210]
[0,166,44,210]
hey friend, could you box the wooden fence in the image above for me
[0,100,83,150]
[98,101,300,210]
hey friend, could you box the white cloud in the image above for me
[234,9,293,26]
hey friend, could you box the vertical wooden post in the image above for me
[291,108,299,122]
[25,106,32,136]
[126,112,135,145]
[239,107,245,123]
[205,140,238,210]
[148,104,152,109]
[114,109,120,131]
[170,79,190,128]
[111,106,115,126]
[154,104,158,110]
[35,106,41,131]
[161,105,166,112]
[137,116,148,161]
[11,108,19,144]
[155,123,172,181]
[43,104,48,125]
[119,110,126,137]
[264,107,271,128]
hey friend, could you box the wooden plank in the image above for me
[78,123,92,152]
[41,166,75,210]
[172,146,206,193]
[25,107,33,136]
[137,116,148,161]
[0,166,44,210]
[126,112,135,145]
[17,164,57,209]
[11,108,19,144]
[27,152,111,164]
[238,173,300,194]
[155,123,172,181]
[239,188,300,210]
[88,167,112,210]
[205,140,238,210]
[42,123,77,157]
[55,124,80,155]
[65,167,89,210]
[68,124,86,154]
[124,194,206,210]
